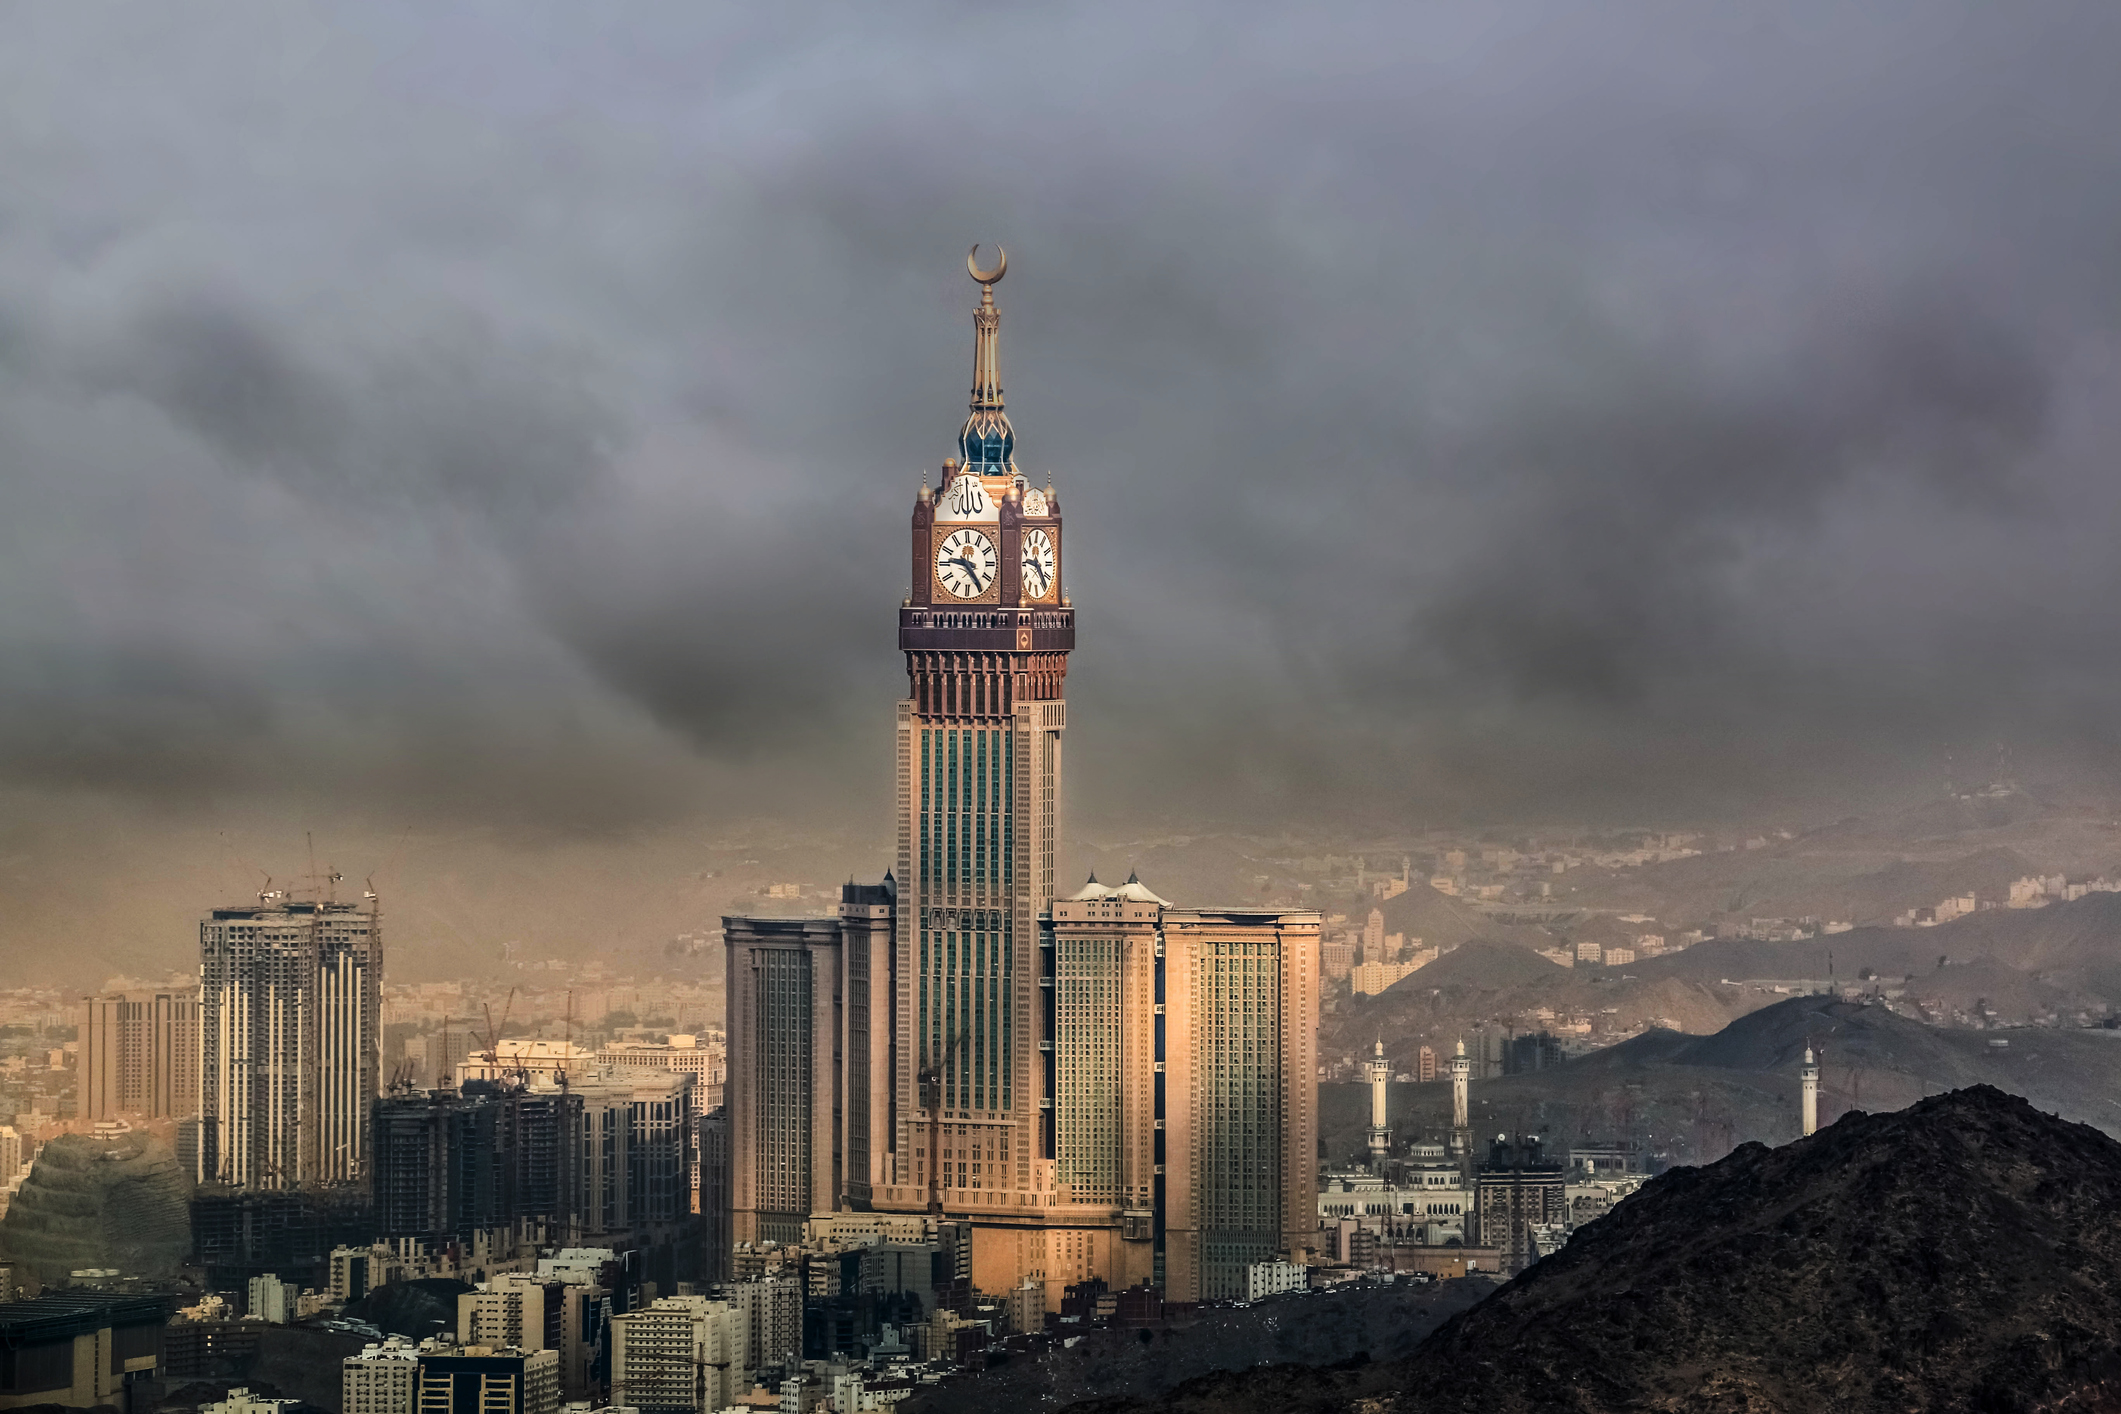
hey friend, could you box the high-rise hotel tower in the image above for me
[726,251,1318,1302]
[875,244,1072,1218]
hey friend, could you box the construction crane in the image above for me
[919,1028,970,1216]
[481,986,523,1086]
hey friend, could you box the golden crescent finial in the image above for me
[968,244,1006,285]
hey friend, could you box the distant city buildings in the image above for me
[79,987,199,1122]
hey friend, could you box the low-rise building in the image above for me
[415,1345,560,1414]
[344,1338,421,1414]
[1244,1260,1307,1302]
[0,1292,170,1411]
[610,1295,751,1414]
[201,1388,301,1414]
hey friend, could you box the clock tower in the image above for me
[871,247,1074,1229]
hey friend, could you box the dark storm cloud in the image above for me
[3,1,2121,832]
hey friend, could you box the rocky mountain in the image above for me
[1091,1087,2121,1412]
[0,1129,193,1285]
[1383,1087,2121,1412]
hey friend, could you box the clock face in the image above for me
[935,527,998,599]
[1021,528,1056,600]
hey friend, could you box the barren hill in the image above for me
[1382,1087,2121,1412]
[1099,1088,2121,1412]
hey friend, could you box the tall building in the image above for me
[598,1032,727,1213]
[1474,1136,1566,1275]
[873,246,1072,1233]
[373,1073,695,1287]
[698,1107,729,1285]
[1046,883,1319,1303]
[80,988,200,1122]
[198,898,381,1188]
[718,254,1319,1305]
[723,914,846,1247]
[1801,1045,1820,1136]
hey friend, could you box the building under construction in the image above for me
[188,1184,375,1290]
[370,1072,699,1291]
[198,894,382,1189]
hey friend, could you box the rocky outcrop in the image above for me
[1086,1086,2121,1413]
[0,1130,192,1285]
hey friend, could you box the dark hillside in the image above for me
[1096,1087,2121,1413]
[1384,1086,2121,1412]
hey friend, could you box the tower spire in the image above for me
[961,245,1015,472]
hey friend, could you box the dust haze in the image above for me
[7,4,2121,980]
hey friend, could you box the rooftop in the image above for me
[0,1291,176,1345]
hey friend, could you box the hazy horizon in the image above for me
[8,5,2121,982]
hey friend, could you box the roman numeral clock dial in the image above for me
[1021,527,1056,599]
[935,527,997,598]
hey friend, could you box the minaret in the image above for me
[1801,1046,1820,1136]
[1448,1039,1471,1153]
[1364,1038,1391,1165]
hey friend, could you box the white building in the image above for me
[610,1296,750,1414]
[1245,1260,1308,1301]
[202,1390,302,1414]
[343,1338,421,1414]
[247,1274,293,1324]
[455,1041,597,1088]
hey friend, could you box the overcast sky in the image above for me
[7,1,2121,854]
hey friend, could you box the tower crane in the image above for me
[919,1028,970,1216]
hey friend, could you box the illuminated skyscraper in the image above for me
[873,246,1072,1225]
[1045,881,1319,1303]
[720,253,1318,1302]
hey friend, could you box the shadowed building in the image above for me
[1475,1135,1566,1275]
[0,1293,172,1411]
[722,913,846,1248]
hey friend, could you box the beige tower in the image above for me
[1045,879,1320,1305]
[1801,1045,1820,1137]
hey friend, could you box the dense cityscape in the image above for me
[13,7,2121,1412]
[8,255,2121,1414]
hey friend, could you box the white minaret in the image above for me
[1448,1038,1471,1154]
[1365,1038,1391,1163]
[1801,1045,1820,1136]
